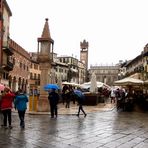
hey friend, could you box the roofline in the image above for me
[37,37,54,43]
[4,0,12,16]
[125,54,143,67]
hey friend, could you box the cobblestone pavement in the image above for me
[1,103,148,148]
[28,102,115,115]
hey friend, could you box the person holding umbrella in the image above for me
[48,88,60,118]
[74,89,87,117]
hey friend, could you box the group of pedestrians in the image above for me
[113,88,134,111]
[62,85,76,108]
[0,87,28,129]
[0,85,87,129]
[48,86,87,119]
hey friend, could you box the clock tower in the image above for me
[80,39,89,70]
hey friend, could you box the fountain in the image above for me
[90,72,97,93]
[84,72,99,105]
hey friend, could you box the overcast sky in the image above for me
[7,0,148,67]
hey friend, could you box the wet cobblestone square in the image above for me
[1,104,148,148]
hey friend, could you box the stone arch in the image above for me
[12,76,17,92]
[22,78,25,91]
[8,75,12,89]
[18,77,22,90]
[103,76,107,84]
[25,79,28,93]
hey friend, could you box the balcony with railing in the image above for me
[3,60,13,71]
[3,46,13,56]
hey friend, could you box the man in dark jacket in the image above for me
[48,88,59,118]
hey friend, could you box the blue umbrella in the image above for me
[44,84,60,91]
[74,90,85,98]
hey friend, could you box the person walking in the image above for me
[14,89,28,129]
[0,87,15,129]
[110,89,116,103]
[48,88,60,118]
[62,85,68,105]
[65,86,71,108]
[74,89,87,117]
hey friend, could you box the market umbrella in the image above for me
[144,80,148,85]
[80,81,110,89]
[62,81,72,85]
[43,84,60,91]
[62,81,80,87]
[114,77,144,86]
[0,84,5,91]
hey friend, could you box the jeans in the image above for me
[50,105,57,118]
[78,105,86,115]
[2,109,11,126]
[18,110,26,127]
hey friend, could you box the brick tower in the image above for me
[80,39,89,70]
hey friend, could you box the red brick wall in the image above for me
[9,39,30,82]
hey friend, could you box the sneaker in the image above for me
[9,126,13,129]
[21,125,25,129]
[4,126,8,129]
[84,114,87,117]
[76,114,79,117]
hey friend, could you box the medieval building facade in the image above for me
[89,65,120,86]
[119,43,148,81]
[9,39,30,92]
[0,0,13,86]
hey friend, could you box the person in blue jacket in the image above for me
[14,89,28,128]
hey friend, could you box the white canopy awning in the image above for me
[144,80,148,84]
[62,81,80,87]
[80,81,110,89]
[114,77,143,86]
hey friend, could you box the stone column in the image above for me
[37,63,51,112]
[37,18,54,112]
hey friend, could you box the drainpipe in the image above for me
[0,0,3,83]
[0,0,3,66]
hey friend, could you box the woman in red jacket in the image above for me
[0,87,15,129]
